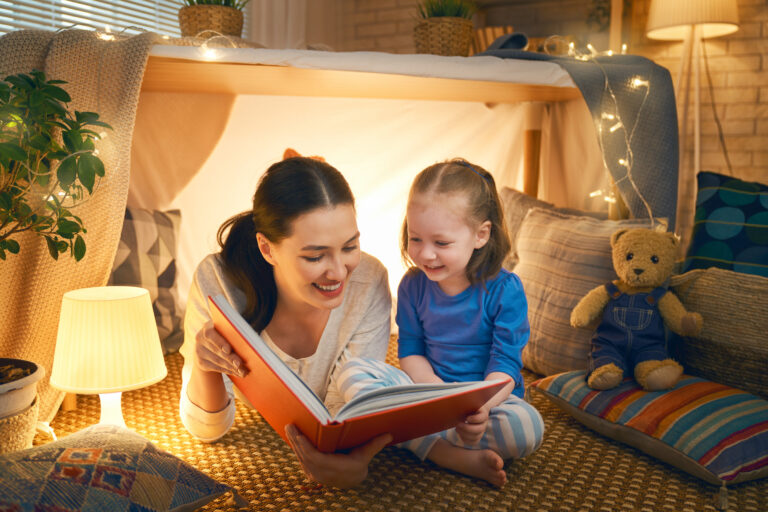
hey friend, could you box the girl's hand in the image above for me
[455,406,490,445]
[285,424,392,488]
[194,321,246,377]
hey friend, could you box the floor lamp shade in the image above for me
[646,0,739,40]
[51,286,167,394]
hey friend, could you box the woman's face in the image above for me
[259,204,361,311]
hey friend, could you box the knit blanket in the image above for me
[0,29,159,422]
[481,49,679,231]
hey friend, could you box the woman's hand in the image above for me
[285,424,392,488]
[194,321,246,377]
[455,405,490,445]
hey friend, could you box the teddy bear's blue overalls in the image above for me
[587,282,669,378]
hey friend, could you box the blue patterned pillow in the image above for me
[0,425,246,511]
[683,171,768,277]
[530,371,768,486]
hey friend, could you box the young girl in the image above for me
[337,158,544,487]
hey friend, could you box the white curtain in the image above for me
[248,0,341,50]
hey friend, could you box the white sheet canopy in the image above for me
[129,46,608,302]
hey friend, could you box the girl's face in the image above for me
[406,192,490,296]
[258,204,361,311]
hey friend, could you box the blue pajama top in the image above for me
[396,268,529,398]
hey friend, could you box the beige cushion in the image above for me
[516,208,658,376]
[670,267,768,398]
[500,187,607,270]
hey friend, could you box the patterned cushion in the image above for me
[529,371,768,486]
[0,424,246,511]
[683,171,768,278]
[515,208,660,376]
[499,187,607,270]
[109,207,183,354]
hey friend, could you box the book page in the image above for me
[334,379,506,422]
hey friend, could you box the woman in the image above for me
[179,156,393,487]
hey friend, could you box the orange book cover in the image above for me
[209,294,509,452]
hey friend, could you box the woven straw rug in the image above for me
[40,352,767,512]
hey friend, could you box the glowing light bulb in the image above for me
[589,190,603,198]
[609,122,623,133]
[621,43,627,54]
[618,158,628,166]
[631,77,649,88]
[601,112,616,120]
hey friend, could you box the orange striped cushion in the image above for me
[530,371,768,485]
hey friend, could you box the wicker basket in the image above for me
[178,5,244,38]
[414,17,474,57]
[0,395,38,454]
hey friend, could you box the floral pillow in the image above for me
[0,424,246,511]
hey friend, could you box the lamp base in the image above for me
[98,392,127,428]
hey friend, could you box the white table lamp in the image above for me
[51,286,167,428]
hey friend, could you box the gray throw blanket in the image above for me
[481,49,678,231]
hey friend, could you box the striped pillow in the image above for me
[515,208,659,376]
[529,371,768,485]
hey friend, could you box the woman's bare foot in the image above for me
[427,439,507,487]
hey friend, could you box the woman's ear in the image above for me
[256,233,275,265]
[474,220,492,249]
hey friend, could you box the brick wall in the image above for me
[339,0,767,184]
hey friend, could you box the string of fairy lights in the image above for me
[83,25,662,228]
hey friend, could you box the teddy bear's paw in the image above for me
[587,363,623,390]
[570,308,590,328]
[635,359,683,391]
[680,312,703,336]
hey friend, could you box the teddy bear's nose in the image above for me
[634,268,644,275]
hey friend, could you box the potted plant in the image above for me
[178,0,252,39]
[414,0,477,57]
[0,70,111,262]
[0,358,44,453]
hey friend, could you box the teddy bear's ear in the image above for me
[610,228,629,247]
[665,232,680,248]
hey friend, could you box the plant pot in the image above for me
[413,17,474,57]
[0,358,44,420]
[178,4,244,38]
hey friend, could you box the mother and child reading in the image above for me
[179,156,544,488]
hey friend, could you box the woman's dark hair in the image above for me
[400,158,511,285]
[217,157,355,331]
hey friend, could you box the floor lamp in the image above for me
[645,0,739,243]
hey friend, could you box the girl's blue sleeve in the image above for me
[395,272,426,359]
[485,273,529,389]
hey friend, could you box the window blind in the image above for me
[0,0,250,39]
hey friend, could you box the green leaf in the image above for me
[43,85,71,103]
[28,134,51,151]
[77,155,96,193]
[74,234,85,261]
[5,239,19,254]
[45,236,59,259]
[0,142,27,161]
[80,152,105,180]
[62,130,80,152]
[0,82,9,102]
[57,217,81,235]
[57,156,77,187]
[56,240,68,253]
[0,247,5,260]
[0,191,11,211]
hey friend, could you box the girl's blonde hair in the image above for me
[400,158,511,284]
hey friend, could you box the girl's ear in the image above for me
[256,233,276,266]
[474,220,492,249]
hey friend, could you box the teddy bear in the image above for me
[570,228,703,391]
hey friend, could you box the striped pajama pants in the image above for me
[335,357,545,461]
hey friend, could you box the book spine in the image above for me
[315,421,346,453]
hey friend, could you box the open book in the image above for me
[209,294,510,452]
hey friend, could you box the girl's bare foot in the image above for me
[427,439,507,487]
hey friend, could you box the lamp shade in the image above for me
[51,286,167,394]
[646,0,739,40]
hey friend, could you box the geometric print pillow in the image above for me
[109,207,183,354]
[529,371,768,487]
[0,424,247,511]
[683,171,768,278]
